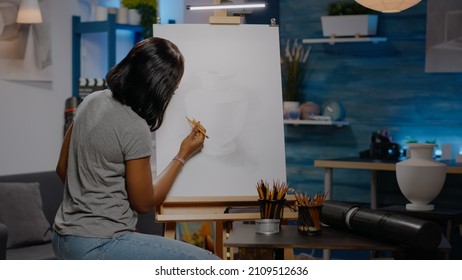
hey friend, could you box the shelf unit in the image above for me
[284,119,350,127]
[302,37,387,45]
[72,14,144,97]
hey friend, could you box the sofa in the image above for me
[0,171,164,260]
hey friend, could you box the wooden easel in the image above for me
[156,196,297,259]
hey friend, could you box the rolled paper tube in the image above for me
[320,200,442,251]
[349,208,442,251]
[321,200,361,230]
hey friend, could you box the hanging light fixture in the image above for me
[186,1,267,11]
[16,0,42,23]
[16,0,43,71]
[186,0,267,24]
[355,0,421,13]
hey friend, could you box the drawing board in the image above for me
[154,24,286,198]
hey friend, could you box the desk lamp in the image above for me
[186,0,267,24]
[16,0,42,71]
[355,0,421,13]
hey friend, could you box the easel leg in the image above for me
[164,222,176,239]
[284,248,295,260]
[215,221,225,259]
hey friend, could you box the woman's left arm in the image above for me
[56,123,73,183]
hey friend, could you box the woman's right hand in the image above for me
[176,124,206,161]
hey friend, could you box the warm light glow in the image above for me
[186,3,267,11]
[355,0,421,13]
[16,0,43,24]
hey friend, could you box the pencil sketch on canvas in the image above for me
[154,24,286,198]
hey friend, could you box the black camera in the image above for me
[360,132,401,160]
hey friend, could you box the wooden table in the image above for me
[224,224,451,260]
[314,157,462,209]
[156,196,298,259]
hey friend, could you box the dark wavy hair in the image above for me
[106,37,184,132]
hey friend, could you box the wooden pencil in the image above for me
[185,116,209,138]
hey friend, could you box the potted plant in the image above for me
[321,1,378,37]
[121,0,157,38]
[280,39,311,119]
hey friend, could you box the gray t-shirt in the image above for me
[54,89,152,238]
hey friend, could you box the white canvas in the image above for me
[154,24,286,198]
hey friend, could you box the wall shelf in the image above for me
[72,14,144,97]
[284,119,350,127]
[302,37,387,45]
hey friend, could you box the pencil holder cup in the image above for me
[298,205,323,235]
[259,199,285,221]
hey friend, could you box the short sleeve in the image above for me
[121,119,152,161]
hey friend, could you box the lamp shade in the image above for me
[355,0,421,13]
[16,0,43,24]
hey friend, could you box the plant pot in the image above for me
[283,101,300,120]
[321,15,378,37]
[396,144,447,211]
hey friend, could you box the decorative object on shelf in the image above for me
[283,101,300,120]
[127,8,141,25]
[355,0,421,13]
[16,0,42,71]
[281,39,310,119]
[116,6,129,24]
[94,5,108,21]
[322,1,378,37]
[300,101,321,120]
[281,38,310,102]
[396,143,447,211]
[121,0,157,38]
[321,100,345,121]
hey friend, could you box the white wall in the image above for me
[0,0,86,176]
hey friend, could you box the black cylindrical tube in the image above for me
[321,201,442,251]
[321,200,360,229]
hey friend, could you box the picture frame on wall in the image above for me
[0,0,52,81]
[425,0,462,73]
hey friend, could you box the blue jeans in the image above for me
[52,231,220,260]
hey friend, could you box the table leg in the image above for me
[215,221,225,259]
[370,170,377,209]
[445,220,453,260]
[323,168,333,260]
[324,167,333,200]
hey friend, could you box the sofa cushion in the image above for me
[0,182,52,248]
[6,242,55,260]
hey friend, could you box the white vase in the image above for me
[117,7,129,24]
[283,101,300,120]
[396,143,447,211]
[95,6,108,21]
[128,9,141,25]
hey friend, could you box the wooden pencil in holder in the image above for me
[258,199,285,221]
[298,205,323,235]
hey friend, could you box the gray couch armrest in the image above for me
[0,222,7,260]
